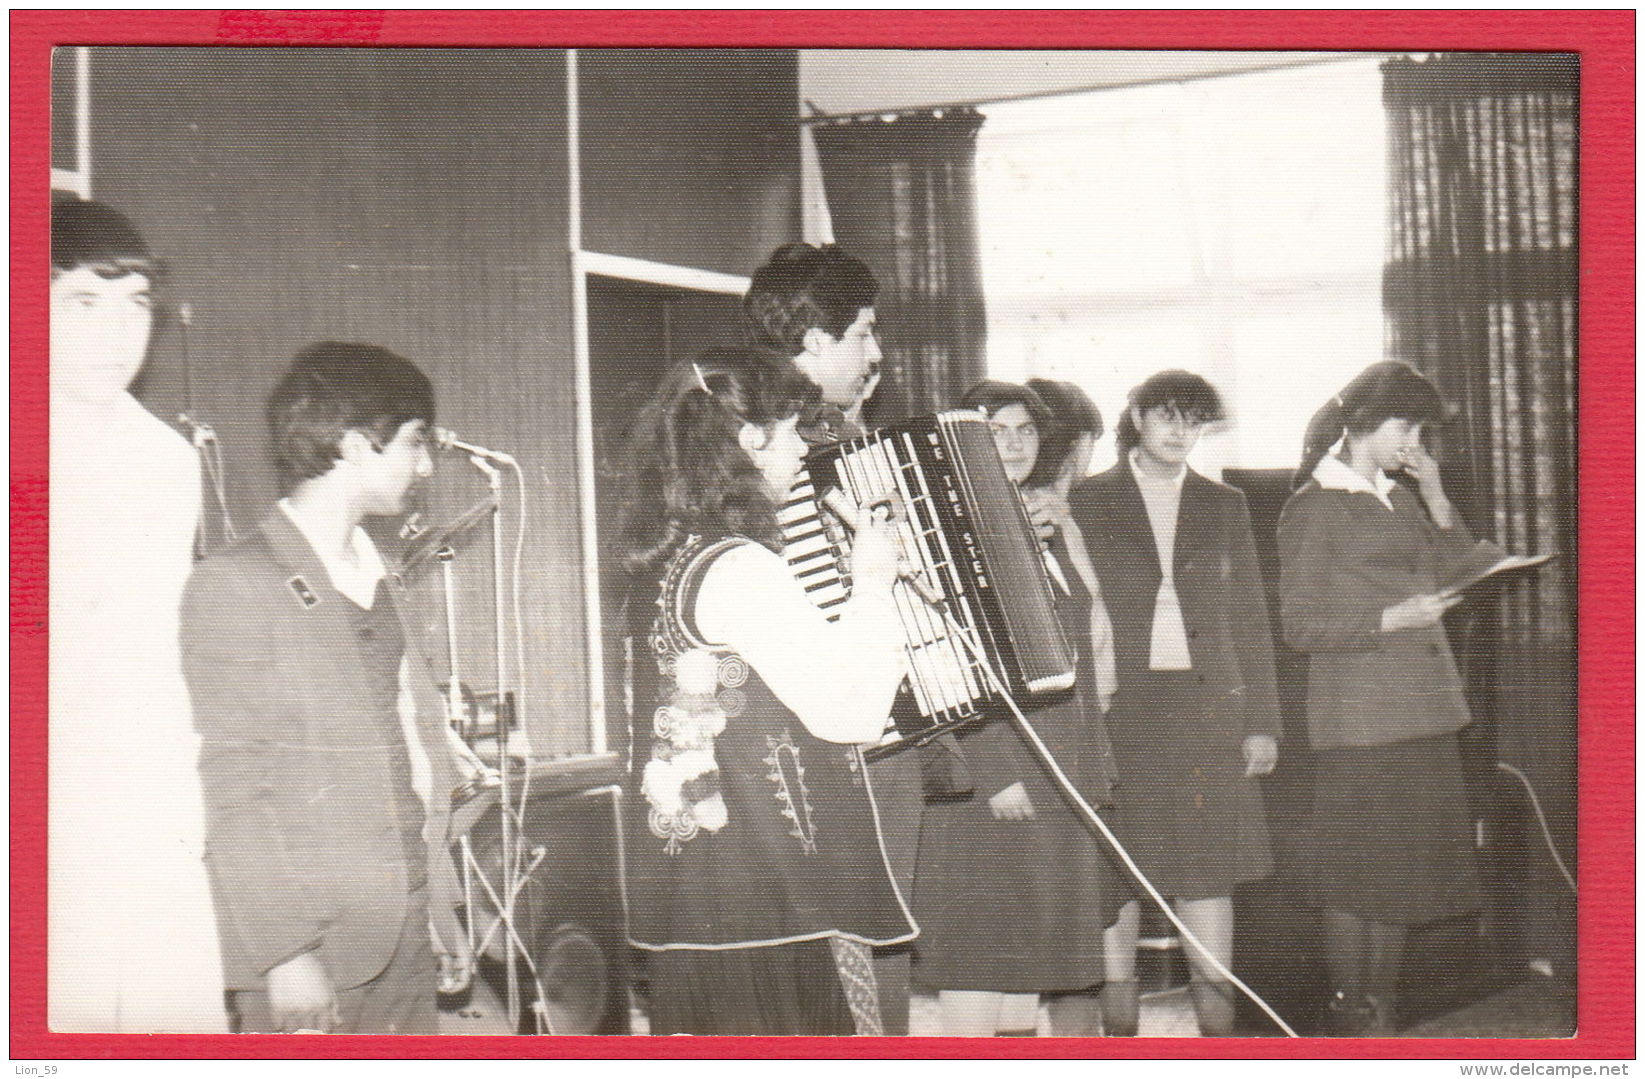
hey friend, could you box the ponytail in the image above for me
[1293,395,1346,490]
[1114,408,1142,455]
[1294,362,1447,490]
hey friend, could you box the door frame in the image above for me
[570,249,749,755]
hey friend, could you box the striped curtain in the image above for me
[1382,51,1578,975]
[812,108,988,424]
[1383,52,1578,649]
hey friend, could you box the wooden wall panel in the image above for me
[584,277,746,758]
[88,48,587,756]
[79,47,804,760]
[578,49,800,275]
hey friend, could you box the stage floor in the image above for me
[438,966,1575,1039]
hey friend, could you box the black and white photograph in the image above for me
[33,28,1602,1053]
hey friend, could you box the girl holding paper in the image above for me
[1277,361,1483,1036]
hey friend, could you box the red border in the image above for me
[11,9,1634,1061]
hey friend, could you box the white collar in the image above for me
[1312,454,1397,510]
[278,498,387,608]
[1128,449,1188,491]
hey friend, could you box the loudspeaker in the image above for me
[456,776,630,1034]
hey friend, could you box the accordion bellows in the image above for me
[782,411,1077,757]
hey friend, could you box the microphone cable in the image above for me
[175,302,239,551]
[935,604,1301,1038]
[1496,761,1577,895]
[823,464,1296,1033]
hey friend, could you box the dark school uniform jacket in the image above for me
[1277,478,1475,749]
[1071,463,1282,747]
[180,510,464,991]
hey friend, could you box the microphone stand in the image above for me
[437,545,465,740]
[467,452,521,1030]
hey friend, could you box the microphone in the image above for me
[176,413,218,450]
[434,427,518,467]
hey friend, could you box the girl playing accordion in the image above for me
[617,351,916,1035]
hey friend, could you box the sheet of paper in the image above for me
[1440,546,1558,598]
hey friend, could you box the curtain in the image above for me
[1382,52,1578,975]
[1384,52,1578,646]
[812,108,988,424]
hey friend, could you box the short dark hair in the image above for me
[959,379,1054,483]
[617,348,822,574]
[266,342,435,493]
[1294,361,1447,489]
[744,243,879,357]
[1115,370,1226,454]
[52,198,160,283]
[1025,378,1103,488]
[960,380,1053,427]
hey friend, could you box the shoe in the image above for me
[1323,991,1373,1036]
[1362,992,1398,1037]
[1190,979,1235,1037]
[1323,991,1399,1037]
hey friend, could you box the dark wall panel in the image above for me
[89,48,587,756]
[584,278,745,759]
[51,48,78,171]
[579,49,799,275]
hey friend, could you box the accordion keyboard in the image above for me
[778,476,851,621]
[792,413,1077,754]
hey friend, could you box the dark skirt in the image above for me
[1306,732,1482,926]
[1105,671,1273,900]
[910,710,1122,993]
[644,939,854,1035]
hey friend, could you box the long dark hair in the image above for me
[1114,369,1225,455]
[1025,378,1103,489]
[1293,361,1446,490]
[616,348,822,576]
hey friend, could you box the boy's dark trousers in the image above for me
[231,888,436,1035]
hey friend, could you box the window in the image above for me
[977,59,1386,474]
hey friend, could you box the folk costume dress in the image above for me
[1072,456,1279,901]
[910,527,1120,993]
[49,391,228,1032]
[625,533,917,1036]
[1277,456,1482,925]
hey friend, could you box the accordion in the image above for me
[778,411,1077,757]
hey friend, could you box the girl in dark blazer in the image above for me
[911,380,1120,1037]
[1070,370,1280,1037]
[1277,361,1481,1036]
